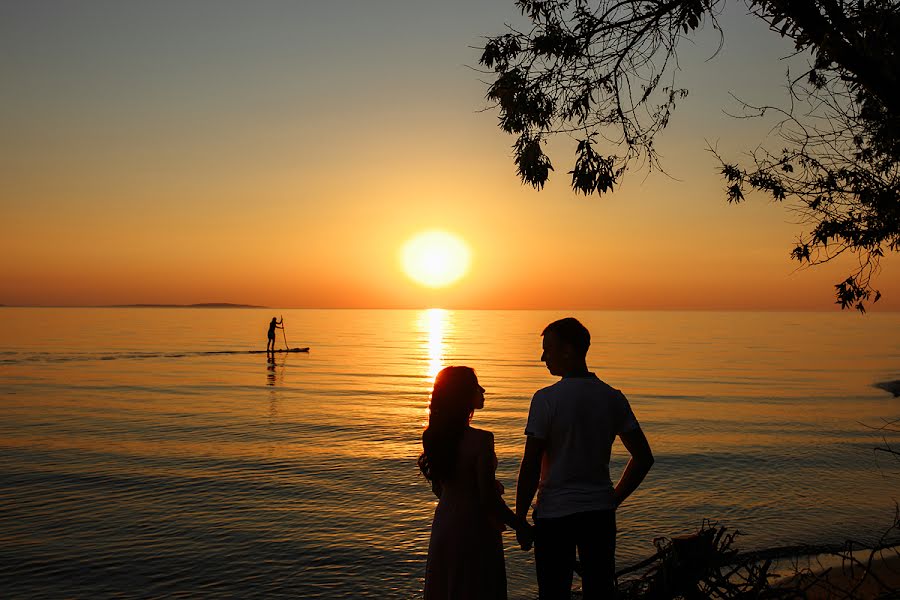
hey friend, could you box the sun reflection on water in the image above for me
[421,308,448,381]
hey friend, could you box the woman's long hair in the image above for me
[417,366,478,482]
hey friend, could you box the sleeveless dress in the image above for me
[424,427,507,600]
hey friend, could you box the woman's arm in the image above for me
[476,432,530,532]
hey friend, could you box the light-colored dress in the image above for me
[424,427,507,600]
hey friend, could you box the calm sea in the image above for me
[1,308,898,599]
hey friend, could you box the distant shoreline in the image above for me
[0,303,268,309]
[109,303,266,309]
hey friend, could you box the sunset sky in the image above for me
[3,1,897,310]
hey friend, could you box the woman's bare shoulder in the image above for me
[466,426,495,446]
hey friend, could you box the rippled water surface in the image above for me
[1,308,899,599]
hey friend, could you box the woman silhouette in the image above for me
[419,366,531,599]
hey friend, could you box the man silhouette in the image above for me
[266,317,283,353]
[516,317,654,599]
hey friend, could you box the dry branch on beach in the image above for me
[604,515,900,599]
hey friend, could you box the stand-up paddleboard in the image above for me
[249,347,309,354]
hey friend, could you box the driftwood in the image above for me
[574,512,900,599]
[570,417,900,597]
[870,417,900,463]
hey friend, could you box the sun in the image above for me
[401,231,471,288]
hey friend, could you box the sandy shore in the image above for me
[780,547,900,598]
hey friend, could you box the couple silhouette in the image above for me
[419,317,655,600]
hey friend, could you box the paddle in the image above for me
[280,314,289,350]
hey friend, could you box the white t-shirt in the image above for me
[525,374,640,519]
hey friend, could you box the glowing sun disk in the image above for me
[401,231,471,288]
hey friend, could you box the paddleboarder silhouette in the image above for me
[266,317,283,353]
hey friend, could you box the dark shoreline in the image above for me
[107,303,266,309]
[0,303,266,308]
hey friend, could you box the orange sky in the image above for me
[1,2,897,310]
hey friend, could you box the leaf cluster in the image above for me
[480,0,708,196]
[481,0,899,311]
[712,1,900,311]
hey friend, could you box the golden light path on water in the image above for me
[417,308,449,428]
[423,308,448,381]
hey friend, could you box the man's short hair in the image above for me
[542,317,591,356]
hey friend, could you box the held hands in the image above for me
[515,519,534,552]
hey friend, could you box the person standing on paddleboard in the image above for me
[267,317,283,353]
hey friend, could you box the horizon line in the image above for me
[0,304,896,313]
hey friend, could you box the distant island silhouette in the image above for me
[0,303,265,308]
[110,303,266,309]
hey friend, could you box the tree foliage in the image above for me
[480,0,900,311]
